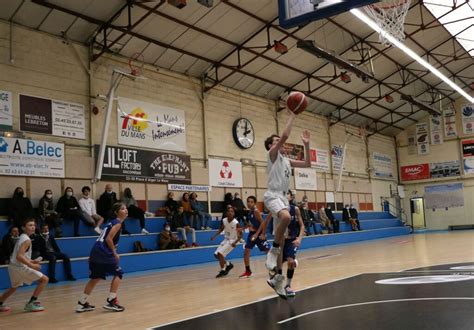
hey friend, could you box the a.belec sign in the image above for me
[208,158,243,187]
[0,137,64,178]
[400,164,430,181]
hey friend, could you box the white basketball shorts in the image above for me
[8,264,43,288]
[215,239,235,257]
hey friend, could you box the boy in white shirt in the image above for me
[0,219,49,312]
[78,186,104,235]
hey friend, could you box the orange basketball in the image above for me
[286,91,307,115]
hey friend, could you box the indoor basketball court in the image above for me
[0,0,472,329]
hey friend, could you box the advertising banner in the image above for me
[294,167,317,190]
[430,115,443,145]
[0,137,64,177]
[208,158,243,187]
[429,160,460,178]
[416,122,429,155]
[310,148,329,171]
[400,164,430,181]
[461,104,474,135]
[425,183,464,209]
[461,139,474,174]
[331,145,344,171]
[372,152,393,179]
[95,145,191,184]
[0,90,12,130]
[167,184,211,192]
[443,106,457,138]
[117,97,186,152]
[20,94,85,139]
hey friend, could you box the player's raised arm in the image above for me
[268,112,296,163]
[290,130,311,168]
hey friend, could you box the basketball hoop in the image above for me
[128,52,145,76]
[364,0,411,46]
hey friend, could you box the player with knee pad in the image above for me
[239,196,269,279]
[211,206,242,278]
[263,111,311,298]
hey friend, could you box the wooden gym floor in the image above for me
[1,231,473,329]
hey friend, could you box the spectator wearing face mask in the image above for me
[97,184,127,233]
[172,206,198,247]
[78,186,104,235]
[38,190,62,238]
[318,207,333,234]
[325,205,339,233]
[0,227,20,265]
[32,224,76,283]
[158,224,186,250]
[349,204,362,230]
[56,187,82,237]
[9,187,34,228]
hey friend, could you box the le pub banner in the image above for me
[95,145,191,184]
[117,97,186,153]
[19,94,85,139]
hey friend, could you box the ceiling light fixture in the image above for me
[351,8,473,103]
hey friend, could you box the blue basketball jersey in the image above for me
[287,204,299,239]
[247,208,261,230]
[90,219,121,264]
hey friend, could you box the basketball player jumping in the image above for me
[263,112,310,298]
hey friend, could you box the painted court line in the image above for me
[277,297,474,324]
[147,273,362,329]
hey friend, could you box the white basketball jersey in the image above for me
[267,151,291,193]
[10,234,31,267]
[223,217,239,241]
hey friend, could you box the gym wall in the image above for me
[0,21,398,212]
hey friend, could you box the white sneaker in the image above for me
[141,228,149,234]
[265,246,280,273]
[266,274,286,298]
[94,227,102,235]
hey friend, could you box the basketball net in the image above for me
[128,52,145,76]
[364,0,411,46]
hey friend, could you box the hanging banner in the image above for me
[117,97,186,152]
[168,184,211,192]
[430,115,443,145]
[325,191,335,203]
[310,148,329,171]
[294,167,317,190]
[0,137,64,178]
[407,133,417,155]
[372,152,393,179]
[416,122,429,155]
[461,104,474,135]
[331,145,344,171]
[429,160,460,178]
[19,94,85,139]
[94,145,191,183]
[0,90,13,130]
[208,158,243,187]
[400,164,430,181]
[425,183,464,209]
[443,106,457,139]
[461,139,474,174]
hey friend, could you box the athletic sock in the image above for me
[79,293,89,304]
[29,296,37,304]
[108,292,117,301]
[245,266,251,272]
[272,242,280,248]
[287,269,295,286]
[226,261,230,266]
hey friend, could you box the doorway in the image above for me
[410,197,426,228]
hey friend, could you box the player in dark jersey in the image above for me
[239,196,269,279]
[281,203,304,297]
[76,203,127,313]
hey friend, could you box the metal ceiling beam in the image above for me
[369,62,474,136]
[31,0,400,128]
[333,23,472,127]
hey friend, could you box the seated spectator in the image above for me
[38,189,62,238]
[32,224,76,283]
[9,187,34,228]
[164,192,178,222]
[0,226,19,265]
[231,192,247,225]
[343,204,358,231]
[158,223,186,250]
[123,188,149,234]
[78,186,104,235]
[190,192,212,230]
[318,207,333,234]
[180,192,195,229]
[299,202,317,235]
[172,206,198,247]
[98,184,127,234]
[325,205,340,233]
[222,192,234,219]
[56,187,82,237]
[349,204,362,230]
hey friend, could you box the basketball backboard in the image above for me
[278,0,379,28]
